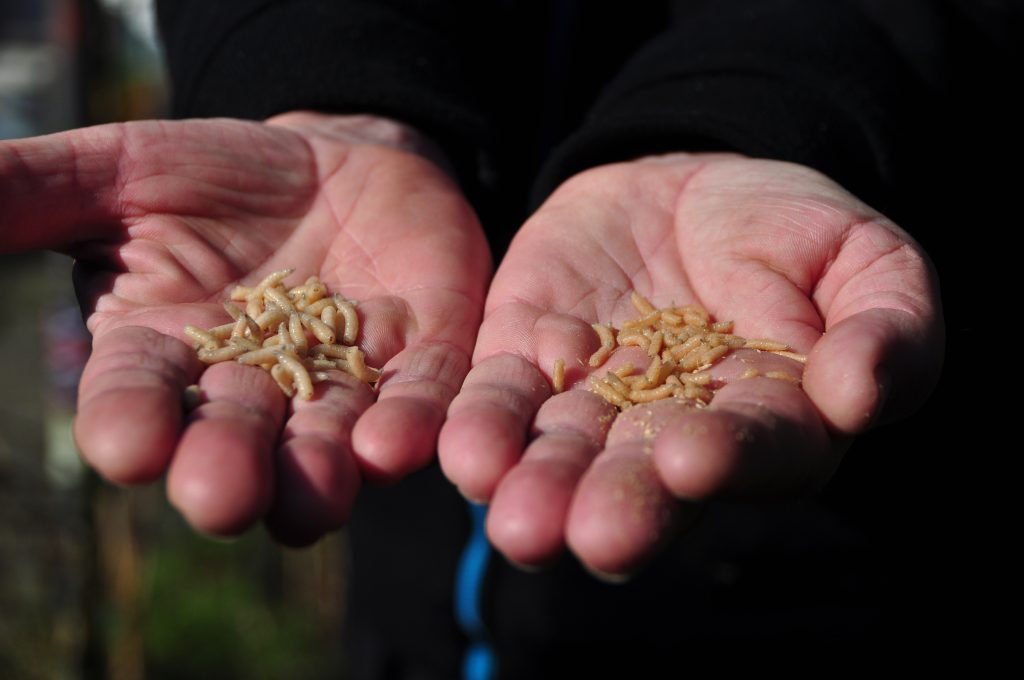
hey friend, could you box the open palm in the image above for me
[439,153,941,577]
[1,112,490,545]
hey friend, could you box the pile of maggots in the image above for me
[566,292,805,410]
[184,269,380,400]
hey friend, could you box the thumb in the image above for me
[803,306,944,435]
[802,213,943,436]
[1,125,126,254]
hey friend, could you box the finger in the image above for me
[166,361,286,537]
[264,372,375,546]
[352,340,470,483]
[472,301,606,382]
[438,353,551,502]
[565,402,700,579]
[652,370,834,501]
[486,390,616,567]
[343,287,483,484]
[803,307,942,435]
[342,294,411,371]
[808,220,942,434]
[74,326,202,484]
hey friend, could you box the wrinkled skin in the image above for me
[2,115,942,575]
[438,153,942,578]
[0,112,491,546]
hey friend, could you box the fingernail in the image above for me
[460,488,490,505]
[870,366,891,428]
[582,563,634,584]
[506,558,547,574]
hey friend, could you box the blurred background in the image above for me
[0,2,350,678]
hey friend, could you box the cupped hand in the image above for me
[1,112,490,545]
[438,153,941,578]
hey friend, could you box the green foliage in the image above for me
[139,528,340,680]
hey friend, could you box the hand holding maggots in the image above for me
[0,112,490,546]
[438,152,943,578]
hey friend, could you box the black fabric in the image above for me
[532,0,928,212]
[155,0,1022,675]
[345,464,469,680]
[157,0,486,188]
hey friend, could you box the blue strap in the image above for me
[454,501,496,680]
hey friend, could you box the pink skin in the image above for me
[0,112,491,546]
[439,153,942,578]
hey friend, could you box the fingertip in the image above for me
[166,378,281,537]
[265,435,362,546]
[655,378,835,500]
[803,309,922,435]
[565,517,657,580]
[437,354,549,502]
[487,515,563,569]
[352,396,443,484]
[803,356,879,436]
[487,401,609,568]
[75,326,199,485]
[651,413,738,501]
[565,450,679,577]
[167,447,274,537]
[73,388,181,485]
[486,461,576,567]
[438,405,526,502]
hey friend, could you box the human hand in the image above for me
[0,112,489,545]
[438,153,941,578]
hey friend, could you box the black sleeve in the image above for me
[155,0,487,181]
[532,0,1024,215]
